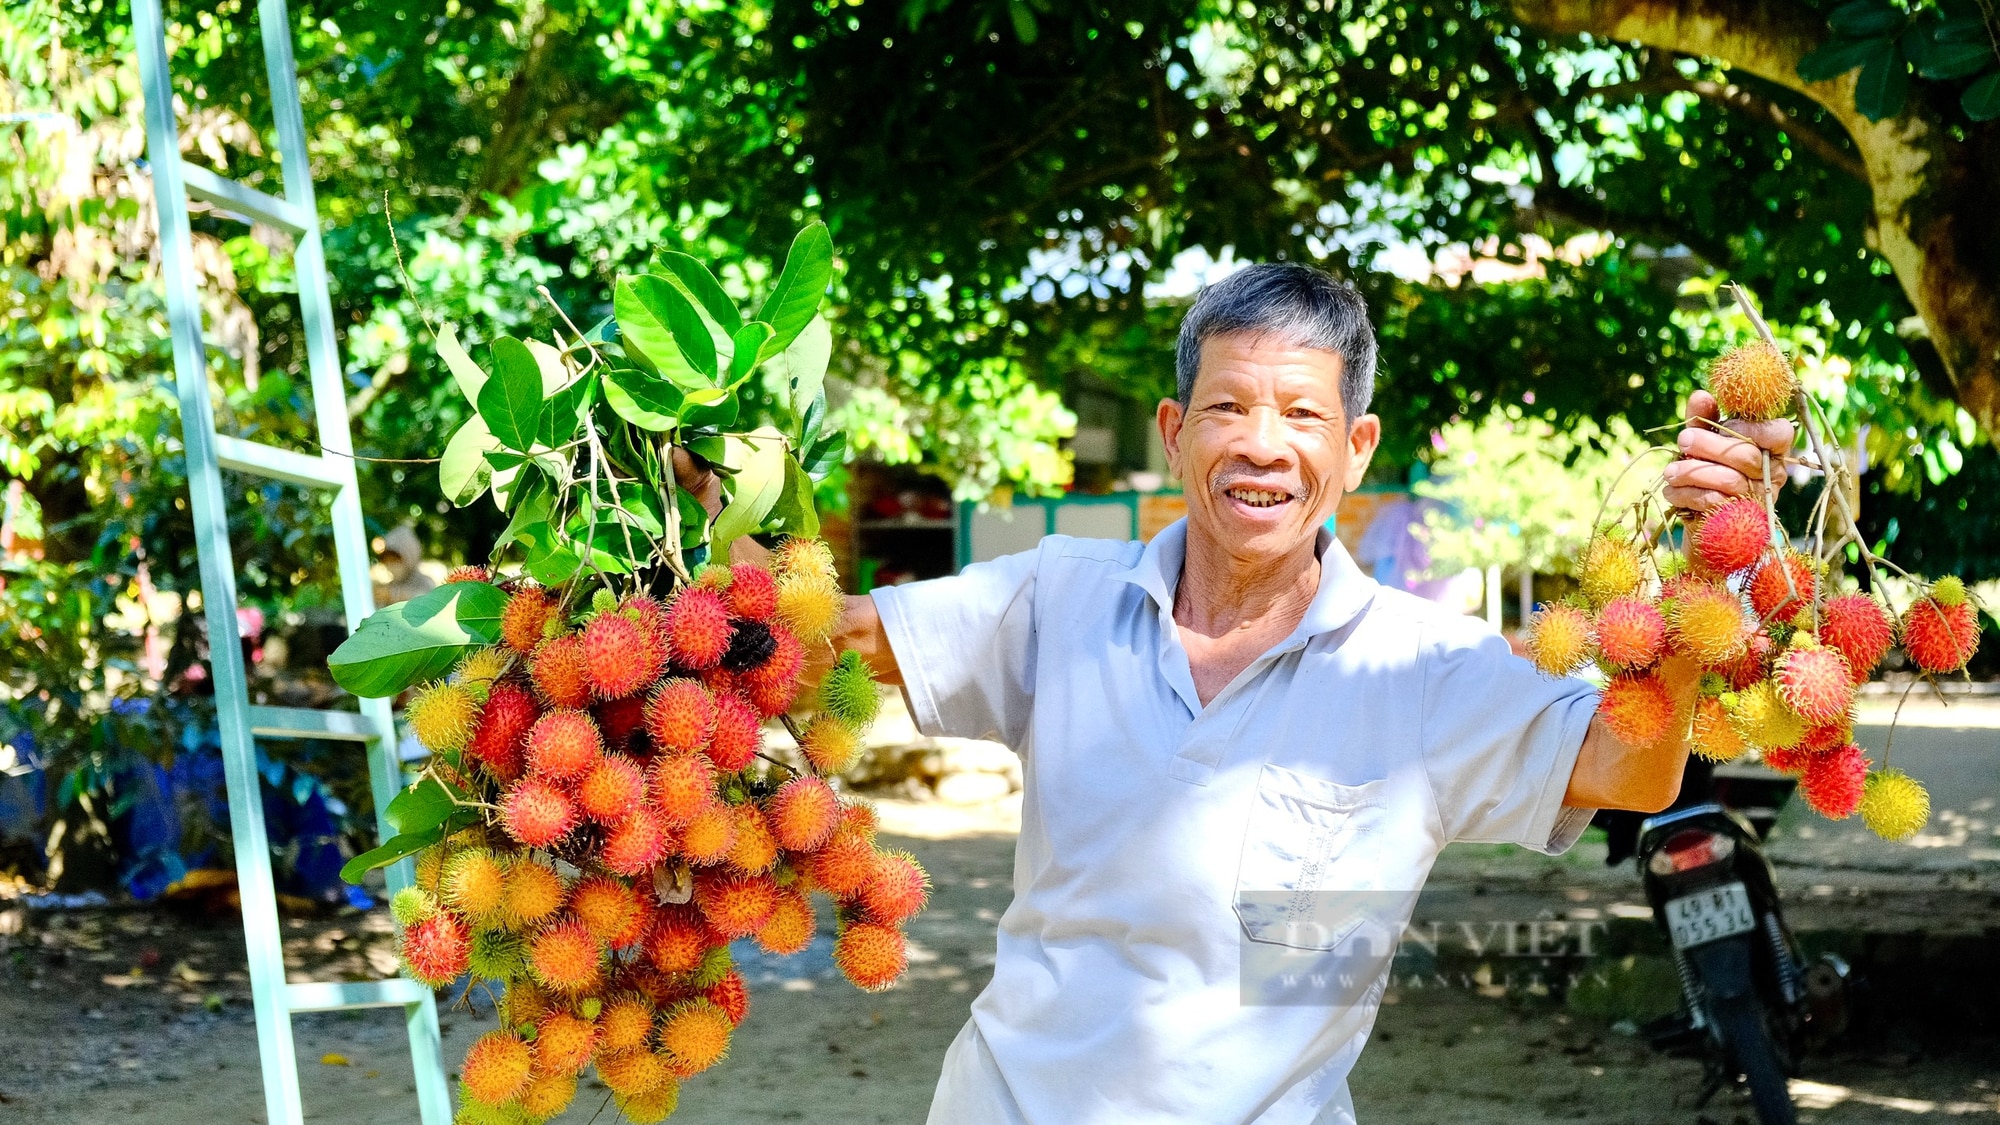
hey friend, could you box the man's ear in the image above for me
[1156,398,1186,480]
[1344,414,1382,492]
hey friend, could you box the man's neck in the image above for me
[1172,525,1321,641]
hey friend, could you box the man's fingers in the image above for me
[1662,485,1735,513]
[1675,428,1774,481]
[1662,458,1761,499]
[1686,389,1720,424]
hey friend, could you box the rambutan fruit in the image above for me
[756,890,817,956]
[622,963,700,1011]
[1748,552,1817,621]
[817,650,881,728]
[467,683,538,783]
[1525,603,1595,677]
[517,1072,577,1119]
[776,572,845,645]
[859,850,931,926]
[658,998,733,1075]
[796,712,860,776]
[501,586,558,655]
[692,942,734,988]
[834,921,908,992]
[1668,581,1752,666]
[570,875,642,948]
[694,872,779,939]
[467,927,527,980]
[407,681,479,751]
[1594,596,1667,670]
[807,829,879,897]
[526,919,603,995]
[1859,769,1931,841]
[600,806,671,877]
[499,859,566,931]
[1578,534,1645,609]
[720,618,779,674]
[647,752,718,828]
[582,611,652,701]
[444,565,490,585]
[399,911,469,987]
[774,538,838,582]
[840,799,880,839]
[707,692,762,773]
[443,849,509,924]
[665,588,733,670]
[499,777,577,848]
[768,776,841,852]
[1729,679,1806,750]
[1800,743,1868,819]
[615,1082,681,1125]
[700,666,740,698]
[593,694,648,756]
[576,754,647,825]
[678,804,739,867]
[643,679,715,755]
[744,666,802,718]
[728,563,779,621]
[1707,341,1797,422]
[528,634,593,709]
[705,969,750,1026]
[596,994,657,1054]
[1820,594,1895,683]
[1902,589,1981,674]
[414,845,446,893]
[1776,639,1854,725]
[1597,673,1676,747]
[391,885,437,927]
[596,1049,672,1097]
[460,1031,534,1106]
[498,981,553,1030]
[1689,695,1747,763]
[694,562,734,592]
[642,908,713,974]
[1692,497,1770,575]
[452,646,514,690]
[621,594,672,672]
[524,709,602,784]
[1799,717,1852,755]
[1719,630,1776,690]
[532,1011,597,1077]
[726,803,779,876]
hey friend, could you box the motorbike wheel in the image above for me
[1709,992,1798,1125]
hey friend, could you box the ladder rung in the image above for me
[286,978,431,1013]
[180,161,309,233]
[248,704,387,743]
[213,433,347,489]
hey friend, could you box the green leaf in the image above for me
[613,481,668,538]
[1853,41,1911,120]
[496,486,552,552]
[799,387,828,451]
[756,223,834,355]
[729,322,774,385]
[1966,70,2000,119]
[779,313,832,416]
[1915,37,1995,79]
[1828,1,1905,38]
[523,522,584,585]
[711,429,789,546]
[1798,35,1887,81]
[538,370,597,448]
[769,456,820,538]
[339,829,440,885]
[385,776,459,836]
[680,385,740,430]
[603,367,682,431]
[677,485,711,550]
[438,414,497,506]
[436,323,486,403]
[616,275,717,384]
[684,434,727,467]
[802,429,847,478]
[1008,0,1039,44]
[328,581,509,697]
[479,337,546,451]
[657,251,744,336]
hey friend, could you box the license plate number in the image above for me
[1666,883,1757,950]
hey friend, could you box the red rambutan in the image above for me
[834,921,908,992]
[768,776,841,853]
[665,588,733,670]
[1760,743,1813,775]
[1719,630,1776,691]
[1597,673,1677,747]
[621,594,672,674]
[743,668,801,718]
[1799,742,1868,818]
[1692,498,1770,575]
[443,564,489,585]
[727,564,780,622]
[858,850,931,926]
[466,682,538,783]
[644,679,715,755]
[501,586,557,655]
[1748,552,1817,622]
[499,777,577,848]
[1820,593,1896,684]
[399,911,469,987]
[594,694,649,756]
[583,611,653,701]
[525,709,603,784]
[704,970,750,1026]
[707,692,762,773]
[577,754,647,824]
[529,634,594,709]
[694,872,780,939]
[1594,596,1666,669]
[1902,590,1980,674]
[600,805,671,877]
[647,752,719,828]
[1775,641,1853,725]
[642,907,714,974]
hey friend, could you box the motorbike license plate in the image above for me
[1665,882,1758,950]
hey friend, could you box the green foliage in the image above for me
[1798,0,2000,121]
[327,581,509,697]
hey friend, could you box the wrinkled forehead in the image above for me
[1192,332,1348,404]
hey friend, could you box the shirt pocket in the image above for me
[1234,763,1389,951]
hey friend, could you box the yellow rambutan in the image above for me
[642,907,715,975]
[442,849,509,924]
[834,921,908,992]
[1859,769,1931,841]
[459,1031,534,1106]
[452,646,514,690]
[531,1010,596,1077]
[615,1081,681,1125]
[526,919,603,995]
[528,632,594,710]
[679,804,739,866]
[1707,341,1797,422]
[517,1071,577,1119]
[596,993,657,1055]
[407,681,479,751]
[799,716,863,774]
[726,803,779,875]
[1729,679,1805,750]
[755,889,816,956]
[773,537,838,582]
[569,875,642,949]
[497,981,553,1030]
[768,775,842,853]
[808,826,880,897]
[776,572,845,645]
[1524,603,1594,677]
[596,1048,672,1097]
[1689,695,1747,763]
[693,872,779,940]
[1578,534,1645,609]
[575,754,647,825]
[658,998,733,1076]
[500,858,567,931]
[1667,580,1751,666]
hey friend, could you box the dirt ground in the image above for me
[3,704,1996,1124]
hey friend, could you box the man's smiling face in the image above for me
[1159,332,1381,565]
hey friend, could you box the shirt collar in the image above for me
[1116,517,1377,645]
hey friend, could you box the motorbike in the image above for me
[1593,759,1852,1125]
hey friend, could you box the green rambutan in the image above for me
[399,911,469,987]
[526,919,603,995]
[528,634,593,709]
[644,679,715,755]
[1525,603,1595,677]
[658,999,733,1076]
[769,776,841,852]
[467,927,527,981]
[665,588,733,670]
[500,586,558,655]
[599,805,670,877]
[498,777,576,849]
[1597,673,1676,747]
[524,709,602,783]
[706,692,762,773]
[407,681,479,752]
[582,611,652,701]
[834,921,908,992]
[1692,497,1770,575]
[466,682,538,784]
[1820,593,1895,683]
[1859,769,1931,841]
[646,752,718,828]
[692,941,733,989]
[391,885,437,927]
[817,650,881,728]
[460,1031,534,1106]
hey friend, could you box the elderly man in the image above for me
[683,262,1790,1123]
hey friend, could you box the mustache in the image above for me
[1210,469,1304,498]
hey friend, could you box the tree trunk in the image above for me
[1511,0,2000,434]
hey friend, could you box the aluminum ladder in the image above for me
[132,1,452,1120]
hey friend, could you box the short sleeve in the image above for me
[1418,622,1599,854]
[869,548,1039,749]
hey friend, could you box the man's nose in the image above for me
[1235,407,1293,465]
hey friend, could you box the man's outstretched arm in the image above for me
[1563,391,1795,813]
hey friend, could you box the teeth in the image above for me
[1228,488,1289,508]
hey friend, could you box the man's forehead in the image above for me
[1194,334,1345,395]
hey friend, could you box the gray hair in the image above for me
[1173,263,1378,424]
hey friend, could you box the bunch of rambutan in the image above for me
[389,542,929,1123]
[1519,339,1987,843]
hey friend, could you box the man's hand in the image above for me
[1661,390,1797,514]
[671,445,726,522]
